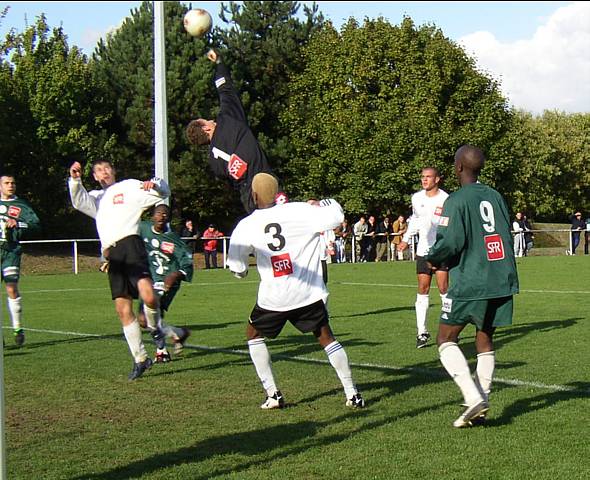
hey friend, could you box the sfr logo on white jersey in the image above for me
[271,253,293,277]
[113,194,124,205]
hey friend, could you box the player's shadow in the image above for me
[2,333,124,351]
[170,321,241,332]
[332,305,414,319]
[73,395,458,480]
[489,381,590,427]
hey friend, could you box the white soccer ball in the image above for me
[183,9,212,38]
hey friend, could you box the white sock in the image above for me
[7,297,22,330]
[415,294,430,335]
[475,351,495,399]
[248,338,277,397]
[143,304,160,332]
[439,342,483,406]
[324,341,357,399]
[123,320,148,363]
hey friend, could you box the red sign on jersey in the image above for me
[484,234,505,261]
[113,194,124,204]
[271,253,293,277]
[228,154,248,180]
[8,206,21,218]
[161,242,175,254]
[434,206,443,216]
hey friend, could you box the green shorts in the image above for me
[440,296,513,330]
[0,249,21,283]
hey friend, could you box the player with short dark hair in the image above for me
[227,173,364,410]
[0,174,41,346]
[426,145,519,428]
[68,160,170,380]
[398,167,449,348]
[138,204,192,362]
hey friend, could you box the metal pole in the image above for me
[73,240,79,275]
[154,1,169,190]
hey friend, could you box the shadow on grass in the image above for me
[332,305,414,319]
[491,381,590,426]
[73,372,459,480]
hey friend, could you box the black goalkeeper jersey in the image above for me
[208,63,273,213]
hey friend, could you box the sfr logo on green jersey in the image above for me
[484,234,505,261]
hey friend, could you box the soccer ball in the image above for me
[183,9,212,38]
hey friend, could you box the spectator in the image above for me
[523,215,534,255]
[180,219,199,254]
[391,215,408,261]
[353,216,368,262]
[334,219,351,263]
[512,212,526,258]
[202,223,224,269]
[364,215,377,262]
[569,211,585,255]
[375,216,392,262]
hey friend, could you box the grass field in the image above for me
[3,256,590,479]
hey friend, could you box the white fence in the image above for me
[18,228,585,274]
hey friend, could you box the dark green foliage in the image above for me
[0,15,111,237]
[282,17,512,217]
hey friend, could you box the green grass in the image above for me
[3,257,590,479]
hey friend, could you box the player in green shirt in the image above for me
[138,204,192,362]
[426,145,519,428]
[0,174,41,346]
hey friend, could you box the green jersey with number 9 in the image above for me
[426,182,519,301]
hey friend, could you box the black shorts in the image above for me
[105,235,152,300]
[416,255,449,275]
[249,300,329,339]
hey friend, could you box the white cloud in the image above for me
[459,2,590,114]
[80,23,122,54]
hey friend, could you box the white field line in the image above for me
[11,327,589,395]
[13,281,590,295]
[340,282,590,295]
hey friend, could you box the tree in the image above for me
[282,17,512,217]
[0,14,111,237]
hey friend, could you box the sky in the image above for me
[0,1,588,114]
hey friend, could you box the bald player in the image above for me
[227,173,365,410]
[426,145,519,428]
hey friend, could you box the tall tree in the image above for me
[282,17,512,216]
[0,14,110,237]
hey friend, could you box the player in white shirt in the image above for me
[227,173,365,410]
[398,167,449,349]
[68,160,170,380]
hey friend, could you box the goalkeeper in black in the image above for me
[425,145,519,428]
[186,49,275,214]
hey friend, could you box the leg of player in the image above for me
[415,272,432,348]
[116,296,152,380]
[6,282,24,346]
[437,324,488,428]
[137,278,170,362]
[315,324,365,408]
[246,323,283,409]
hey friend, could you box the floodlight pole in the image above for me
[154,1,169,201]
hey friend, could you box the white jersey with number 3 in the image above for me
[228,200,344,311]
